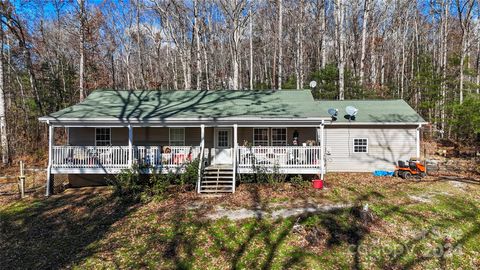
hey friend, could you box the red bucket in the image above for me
[312,179,323,189]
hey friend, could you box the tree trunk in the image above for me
[249,6,253,90]
[441,0,449,137]
[359,0,370,86]
[277,0,283,90]
[193,0,201,90]
[0,21,8,164]
[320,0,326,69]
[78,0,86,100]
[136,0,146,88]
[336,0,345,100]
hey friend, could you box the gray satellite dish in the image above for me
[345,106,358,116]
[327,108,338,117]
[309,80,317,88]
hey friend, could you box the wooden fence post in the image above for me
[18,161,25,198]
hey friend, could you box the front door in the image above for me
[213,128,232,165]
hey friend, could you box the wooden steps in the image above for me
[199,166,234,193]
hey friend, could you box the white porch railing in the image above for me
[51,146,201,170]
[52,146,130,169]
[237,146,321,169]
[135,146,201,168]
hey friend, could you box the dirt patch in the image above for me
[206,203,352,220]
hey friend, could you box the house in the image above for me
[39,89,426,194]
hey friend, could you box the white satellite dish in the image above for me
[309,80,317,88]
[345,106,358,116]
[327,108,338,117]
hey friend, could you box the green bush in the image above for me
[290,174,310,187]
[108,165,144,200]
[179,158,199,186]
[108,160,200,201]
[450,94,480,144]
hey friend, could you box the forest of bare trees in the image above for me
[0,0,479,164]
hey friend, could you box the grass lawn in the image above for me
[1,173,479,269]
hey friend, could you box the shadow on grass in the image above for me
[0,188,139,269]
[1,182,478,270]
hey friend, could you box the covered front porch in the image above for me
[46,123,326,194]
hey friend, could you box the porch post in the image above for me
[416,124,422,159]
[45,124,54,197]
[233,124,238,193]
[320,121,325,180]
[128,125,133,167]
[197,124,205,193]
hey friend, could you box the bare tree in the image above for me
[359,0,371,86]
[249,4,253,90]
[193,0,201,90]
[220,0,248,90]
[0,18,8,164]
[335,0,345,100]
[277,0,283,90]
[77,0,86,99]
[456,0,475,104]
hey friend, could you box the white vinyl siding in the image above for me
[324,126,417,172]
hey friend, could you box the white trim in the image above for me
[128,125,133,166]
[326,122,428,126]
[352,138,369,153]
[320,121,325,179]
[39,116,329,122]
[416,124,422,158]
[169,127,185,146]
[197,124,205,194]
[46,125,54,196]
[44,123,328,128]
[214,127,232,148]
[233,124,238,193]
[95,128,111,146]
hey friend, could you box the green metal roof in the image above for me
[41,89,425,124]
[43,89,325,120]
[315,100,426,123]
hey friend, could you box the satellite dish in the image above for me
[327,108,338,117]
[309,80,317,88]
[345,106,358,116]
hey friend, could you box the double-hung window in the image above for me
[271,128,287,146]
[353,138,368,153]
[169,128,185,146]
[95,128,111,146]
[253,128,269,146]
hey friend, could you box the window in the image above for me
[271,128,287,146]
[253,128,269,146]
[217,130,230,147]
[353,138,368,153]
[169,128,185,146]
[95,128,111,146]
